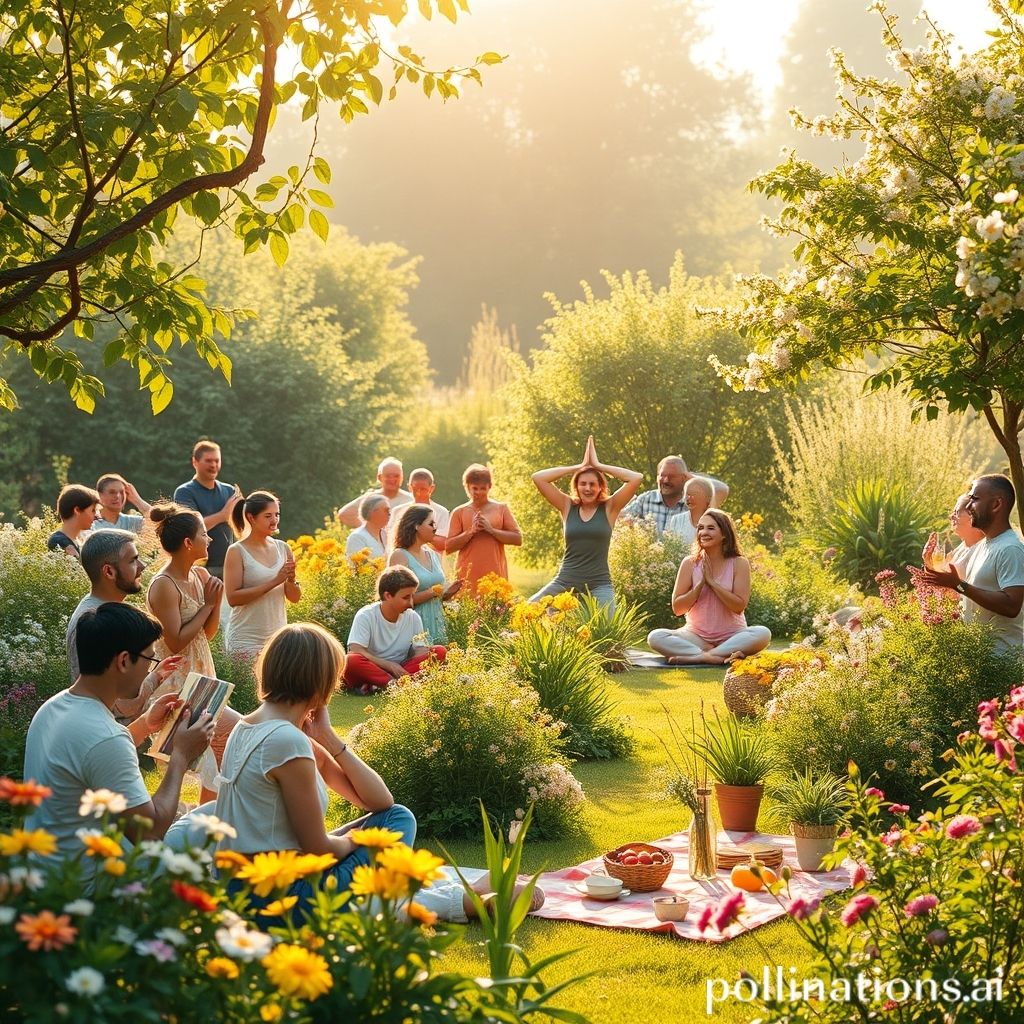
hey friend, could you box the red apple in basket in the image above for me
[638,851,654,865]
[621,854,639,866]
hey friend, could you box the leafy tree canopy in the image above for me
[488,255,813,566]
[713,0,1024,503]
[0,0,500,413]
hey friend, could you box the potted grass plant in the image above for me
[772,769,848,871]
[690,709,775,833]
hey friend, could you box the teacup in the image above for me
[652,895,689,922]
[585,873,623,897]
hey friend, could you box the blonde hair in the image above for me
[256,623,345,706]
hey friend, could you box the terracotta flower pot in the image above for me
[791,822,838,871]
[714,783,764,832]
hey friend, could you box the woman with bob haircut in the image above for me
[648,509,771,665]
[529,436,642,613]
[214,622,414,917]
[388,504,462,643]
[223,490,299,656]
[48,483,101,557]
[345,493,391,561]
[446,463,522,593]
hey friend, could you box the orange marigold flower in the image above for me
[78,831,123,859]
[258,896,298,918]
[15,910,77,952]
[407,902,438,926]
[205,956,240,980]
[172,880,219,912]
[103,856,127,876]
[0,778,52,807]
[215,849,252,874]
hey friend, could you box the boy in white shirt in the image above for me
[344,566,447,694]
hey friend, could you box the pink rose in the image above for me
[946,815,982,839]
[840,893,878,927]
[903,894,939,917]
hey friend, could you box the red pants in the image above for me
[343,647,446,692]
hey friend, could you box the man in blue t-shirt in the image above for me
[172,439,241,578]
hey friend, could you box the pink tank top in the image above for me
[686,558,748,643]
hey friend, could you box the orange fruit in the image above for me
[730,861,777,892]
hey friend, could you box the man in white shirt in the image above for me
[621,455,729,536]
[923,474,1024,653]
[91,473,152,534]
[343,566,446,694]
[24,603,213,890]
[392,467,450,551]
[337,457,413,529]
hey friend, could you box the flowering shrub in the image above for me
[441,572,515,649]
[608,521,688,627]
[210,635,260,715]
[737,708,1024,1022]
[286,525,384,644]
[350,647,583,838]
[728,647,827,687]
[0,781,575,1022]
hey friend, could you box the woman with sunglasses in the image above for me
[388,504,462,643]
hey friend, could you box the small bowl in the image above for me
[652,895,690,922]
[584,873,623,897]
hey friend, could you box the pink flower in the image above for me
[712,891,745,932]
[946,815,982,839]
[875,570,897,582]
[786,896,820,920]
[865,787,885,799]
[1008,687,1024,709]
[994,738,1018,770]
[840,893,878,927]
[925,928,949,946]
[956,730,973,744]
[903,894,939,917]
[773,530,784,544]
[851,864,867,888]
[696,904,714,933]
[1004,716,1024,744]
[889,803,910,815]
[880,828,903,847]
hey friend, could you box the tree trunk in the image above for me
[984,398,1023,529]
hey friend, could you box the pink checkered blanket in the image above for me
[528,830,853,942]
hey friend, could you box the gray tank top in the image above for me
[553,503,613,590]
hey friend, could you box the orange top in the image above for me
[448,501,520,592]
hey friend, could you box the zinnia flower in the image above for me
[262,944,333,1001]
[376,844,446,884]
[16,910,78,951]
[65,967,105,996]
[79,788,127,818]
[0,778,52,806]
[205,957,241,980]
[946,815,982,839]
[904,894,939,917]
[0,828,58,857]
[77,830,123,859]
[171,880,218,912]
[840,893,878,927]
[349,826,404,849]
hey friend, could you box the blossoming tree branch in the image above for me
[0,0,502,413]
[710,0,1024,507]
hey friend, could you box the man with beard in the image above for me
[621,455,729,536]
[923,474,1024,652]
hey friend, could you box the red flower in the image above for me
[712,891,745,933]
[840,893,878,927]
[171,880,218,912]
[0,778,52,806]
[851,863,867,888]
[888,803,910,815]
[695,904,714,933]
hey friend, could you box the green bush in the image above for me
[349,647,584,838]
[608,521,687,628]
[745,541,848,639]
[210,634,261,715]
[572,593,650,670]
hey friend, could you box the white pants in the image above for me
[647,625,772,659]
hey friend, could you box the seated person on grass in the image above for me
[343,566,446,694]
[23,603,213,890]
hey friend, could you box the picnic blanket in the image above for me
[625,648,724,669]
[528,829,853,942]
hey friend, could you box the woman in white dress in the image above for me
[224,491,301,657]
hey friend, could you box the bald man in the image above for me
[337,457,413,529]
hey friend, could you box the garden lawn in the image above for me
[327,665,817,1024]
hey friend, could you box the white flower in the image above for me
[994,188,1020,205]
[79,788,127,818]
[216,923,273,962]
[976,211,1006,242]
[770,339,791,371]
[0,907,15,925]
[8,867,45,891]
[113,925,137,944]
[508,820,523,843]
[62,899,95,917]
[138,840,165,858]
[956,236,976,260]
[159,849,203,882]
[66,967,105,997]
[156,927,187,947]
[189,813,237,841]
[984,85,1015,120]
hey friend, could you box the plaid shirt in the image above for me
[621,489,687,536]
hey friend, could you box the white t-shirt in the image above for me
[214,719,328,854]
[963,528,1024,651]
[347,603,426,661]
[392,499,451,538]
[345,526,386,561]
[665,510,697,547]
[24,691,150,890]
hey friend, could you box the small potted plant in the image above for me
[690,709,775,833]
[772,769,847,871]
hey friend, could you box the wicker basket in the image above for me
[603,842,674,892]
[723,669,770,718]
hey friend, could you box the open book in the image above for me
[149,671,234,767]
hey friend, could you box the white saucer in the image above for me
[576,883,632,901]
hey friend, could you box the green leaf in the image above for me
[280,204,304,233]
[479,51,504,65]
[151,379,174,415]
[301,37,319,70]
[309,209,330,242]
[313,157,331,184]
[308,189,334,208]
[269,231,289,267]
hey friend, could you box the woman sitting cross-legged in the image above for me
[343,566,446,694]
[648,509,771,665]
[389,504,462,644]
[213,622,415,922]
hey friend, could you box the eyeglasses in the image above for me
[133,652,160,666]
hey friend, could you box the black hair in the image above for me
[231,490,279,537]
[378,565,418,599]
[76,603,162,676]
[977,473,1017,513]
[149,501,202,553]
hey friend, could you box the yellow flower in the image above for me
[376,844,446,884]
[407,902,438,926]
[206,957,241,980]
[295,535,315,548]
[215,849,252,875]
[348,865,410,900]
[349,826,404,849]
[236,850,305,897]
[292,852,337,877]
[431,584,443,596]
[575,625,592,643]
[260,1005,283,1023]
[262,944,333,1001]
[350,548,369,565]
[551,591,579,612]
[104,856,127,876]
[0,828,58,857]
[78,832,123,859]
[258,896,298,918]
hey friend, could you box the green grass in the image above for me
[327,664,817,1024]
